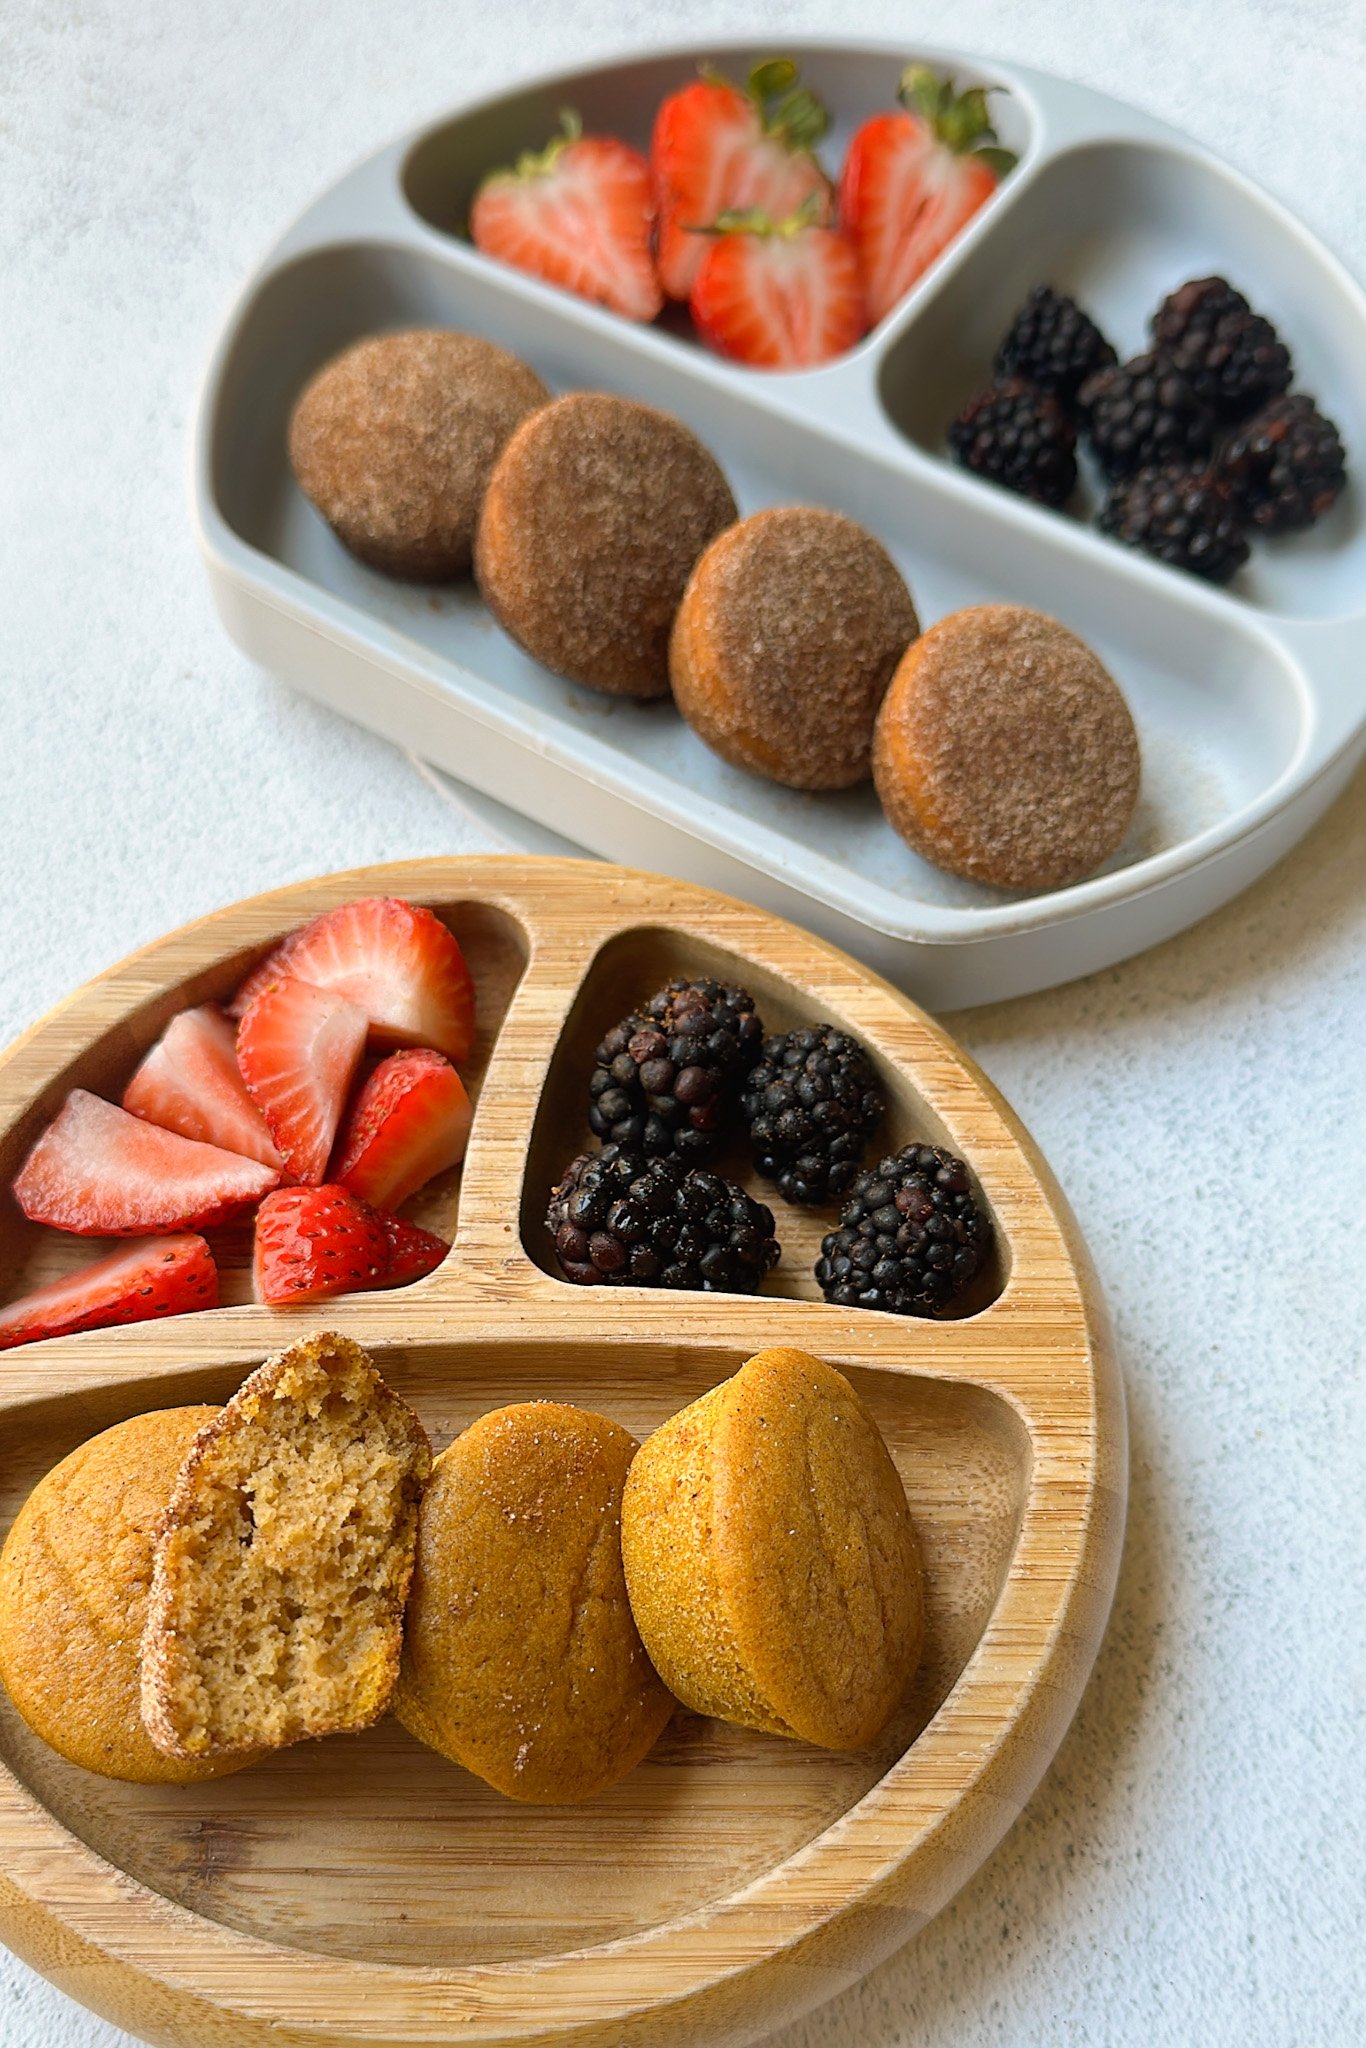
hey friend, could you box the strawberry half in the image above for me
[689,202,867,369]
[471,111,662,323]
[230,897,476,1067]
[13,1091,279,1236]
[252,1185,450,1303]
[236,977,368,1185]
[0,1234,219,1350]
[652,58,833,301]
[332,1049,472,1211]
[380,1213,451,1286]
[838,65,1014,328]
[123,1004,282,1169]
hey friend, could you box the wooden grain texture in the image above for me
[0,856,1126,2048]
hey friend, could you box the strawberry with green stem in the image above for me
[471,110,662,322]
[689,196,866,370]
[839,65,1015,328]
[652,58,834,301]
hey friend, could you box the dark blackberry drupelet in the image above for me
[1098,463,1250,583]
[587,977,765,1162]
[948,378,1078,506]
[1150,276,1292,419]
[1216,393,1348,533]
[814,1145,991,1317]
[545,1145,780,1292]
[1078,352,1217,480]
[993,284,1117,400]
[740,1025,884,1207]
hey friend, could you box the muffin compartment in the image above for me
[878,138,1366,617]
[0,1336,1029,1966]
[0,896,529,1320]
[520,922,1006,1314]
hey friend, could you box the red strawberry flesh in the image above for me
[332,1049,472,1210]
[471,113,662,323]
[236,976,369,1185]
[252,1184,390,1305]
[123,1004,282,1169]
[13,1090,279,1236]
[0,1234,219,1350]
[379,1213,450,1287]
[230,897,476,1066]
[689,207,866,369]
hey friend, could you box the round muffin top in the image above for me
[874,604,1141,891]
[0,1406,252,1785]
[288,327,550,580]
[474,391,737,698]
[670,507,920,790]
[393,1400,674,1803]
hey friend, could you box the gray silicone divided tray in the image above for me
[194,38,1366,1009]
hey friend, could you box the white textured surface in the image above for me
[1,3,1363,2045]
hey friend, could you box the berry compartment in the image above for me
[0,893,529,1322]
[880,138,1365,618]
[520,922,1006,1316]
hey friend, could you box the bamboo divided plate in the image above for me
[0,857,1125,2048]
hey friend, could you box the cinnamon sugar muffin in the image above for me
[670,508,919,789]
[289,328,550,580]
[393,1402,674,1802]
[873,604,1141,890]
[0,1408,257,1783]
[474,392,737,697]
[622,1348,923,1751]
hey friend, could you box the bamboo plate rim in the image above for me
[0,856,1126,2048]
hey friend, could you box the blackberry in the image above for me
[993,284,1117,400]
[948,377,1078,506]
[1150,276,1291,419]
[814,1145,991,1317]
[1098,463,1250,584]
[1216,393,1348,533]
[588,976,765,1162]
[1079,352,1216,480]
[740,1025,884,1207]
[546,1145,780,1292]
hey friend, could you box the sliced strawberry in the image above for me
[379,1213,450,1287]
[236,976,368,1186]
[332,1049,472,1211]
[689,203,867,369]
[652,58,833,302]
[122,1004,282,1169]
[0,1235,219,1350]
[13,1091,278,1236]
[252,1184,389,1305]
[839,65,1014,328]
[471,111,662,323]
[230,897,476,1067]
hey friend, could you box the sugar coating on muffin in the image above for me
[288,328,550,580]
[670,507,920,789]
[873,603,1141,891]
[0,1407,257,1784]
[474,392,737,698]
[392,1401,675,1802]
[621,1347,923,1751]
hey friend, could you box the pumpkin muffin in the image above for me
[393,1401,674,1802]
[622,1348,922,1751]
[474,391,737,697]
[140,1332,431,1761]
[0,1407,256,1783]
[288,328,550,580]
[670,507,920,789]
[873,603,1141,890]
